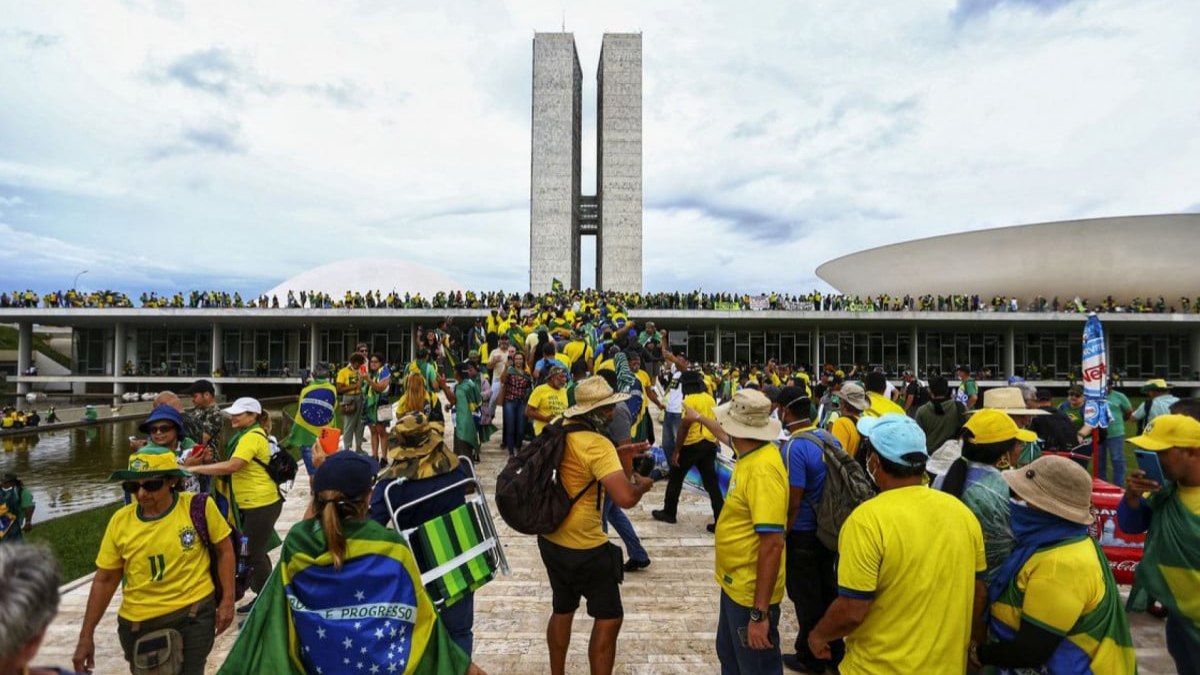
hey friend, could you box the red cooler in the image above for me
[1089,477,1144,585]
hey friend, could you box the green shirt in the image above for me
[1106,390,1133,437]
[453,378,482,449]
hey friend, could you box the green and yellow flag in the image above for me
[218,518,471,674]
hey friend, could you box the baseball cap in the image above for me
[1035,388,1054,402]
[223,397,262,416]
[962,409,1037,444]
[1128,414,1200,452]
[857,414,928,466]
[313,451,378,499]
[182,379,215,395]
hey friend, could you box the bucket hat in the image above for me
[1128,414,1200,452]
[109,445,189,481]
[716,389,781,442]
[563,376,630,418]
[138,405,187,435]
[838,383,869,412]
[973,387,1047,416]
[1001,455,1094,525]
[963,409,1038,444]
[384,412,460,480]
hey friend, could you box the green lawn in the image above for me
[26,501,122,582]
[0,325,73,368]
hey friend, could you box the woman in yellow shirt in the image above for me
[73,447,235,675]
[189,397,281,614]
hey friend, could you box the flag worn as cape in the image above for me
[218,517,471,675]
[1129,483,1200,643]
[287,380,339,448]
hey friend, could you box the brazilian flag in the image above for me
[551,278,564,293]
[219,518,471,674]
[1129,483,1200,644]
[285,380,339,448]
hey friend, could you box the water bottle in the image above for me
[236,536,250,578]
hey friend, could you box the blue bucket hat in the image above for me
[138,405,186,435]
[857,414,928,467]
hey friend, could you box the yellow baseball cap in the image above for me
[962,409,1037,444]
[1128,414,1200,452]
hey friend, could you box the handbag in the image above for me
[376,403,395,423]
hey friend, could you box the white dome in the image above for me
[264,259,466,299]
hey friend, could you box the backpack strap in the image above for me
[190,493,211,548]
[560,421,603,511]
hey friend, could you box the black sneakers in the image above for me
[650,510,677,524]
[623,558,651,572]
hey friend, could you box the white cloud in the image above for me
[0,0,1197,295]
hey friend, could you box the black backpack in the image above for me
[248,429,298,485]
[495,419,601,535]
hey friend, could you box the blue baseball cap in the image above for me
[857,414,928,467]
[313,452,379,498]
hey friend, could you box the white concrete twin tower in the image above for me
[530,33,642,293]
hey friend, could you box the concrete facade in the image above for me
[816,214,1200,303]
[597,33,644,292]
[530,33,643,293]
[529,33,582,292]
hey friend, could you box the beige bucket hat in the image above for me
[972,387,1047,416]
[1002,455,1095,526]
[838,382,869,412]
[563,376,630,418]
[716,389,782,442]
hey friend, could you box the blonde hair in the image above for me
[316,489,369,570]
[400,372,428,414]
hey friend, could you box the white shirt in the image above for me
[666,364,684,413]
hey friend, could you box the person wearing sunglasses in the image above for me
[73,447,235,674]
[137,405,211,494]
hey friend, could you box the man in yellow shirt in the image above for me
[538,377,654,675]
[526,366,569,436]
[809,414,987,674]
[652,371,723,531]
[684,389,788,672]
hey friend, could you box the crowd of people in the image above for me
[5,286,1200,314]
[3,298,1199,674]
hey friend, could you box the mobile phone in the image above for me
[1135,450,1166,485]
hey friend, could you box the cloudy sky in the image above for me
[1,0,1198,297]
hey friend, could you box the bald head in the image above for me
[153,391,184,412]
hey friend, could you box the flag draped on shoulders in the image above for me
[1130,484,1200,643]
[219,518,470,675]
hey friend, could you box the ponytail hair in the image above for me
[315,489,369,570]
[255,410,272,434]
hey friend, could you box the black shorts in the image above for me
[537,537,624,619]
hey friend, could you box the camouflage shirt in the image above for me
[185,404,225,455]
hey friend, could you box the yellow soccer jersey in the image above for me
[96,492,232,621]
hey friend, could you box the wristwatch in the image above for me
[748,607,767,623]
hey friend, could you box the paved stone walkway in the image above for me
[37,431,1177,673]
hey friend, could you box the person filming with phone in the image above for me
[1119,412,1200,674]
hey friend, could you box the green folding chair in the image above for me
[384,457,510,608]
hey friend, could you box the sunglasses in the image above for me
[147,424,176,435]
[122,479,166,494]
